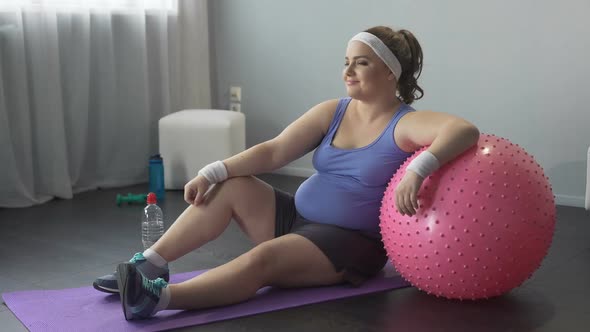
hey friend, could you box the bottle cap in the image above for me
[150,154,162,161]
[147,192,157,204]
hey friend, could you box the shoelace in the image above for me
[129,252,145,263]
[142,276,168,296]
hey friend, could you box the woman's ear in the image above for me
[388,72,396,81]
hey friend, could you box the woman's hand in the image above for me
[394,170,425,216]
[184,175,211,206]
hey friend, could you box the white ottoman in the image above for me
[159,110,246,189]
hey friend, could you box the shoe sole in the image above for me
[92,267,169,295]
[116,263,134,321]
[92,282,119,294]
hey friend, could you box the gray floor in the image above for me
[1,173,589,332]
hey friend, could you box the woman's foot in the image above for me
[93,252,169,294]
[116,262,169,320]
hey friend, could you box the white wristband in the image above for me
[406,150,440,178]
[198,161,228,184]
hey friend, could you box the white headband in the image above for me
[348,32,403,80]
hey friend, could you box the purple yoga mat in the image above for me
[2,264,410,332]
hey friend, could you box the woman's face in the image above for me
[343,41,395,100]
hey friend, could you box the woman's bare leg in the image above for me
[166,234,344,310]
[151,176,276,262]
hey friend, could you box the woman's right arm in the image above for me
[185,99,337,205]
[223,99,338,178]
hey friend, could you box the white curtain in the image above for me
[0,0,210,207]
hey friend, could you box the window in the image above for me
[0,0,177,10]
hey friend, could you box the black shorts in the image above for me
[273,188,388,287]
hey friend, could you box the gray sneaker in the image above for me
[117,262,168,320]
[93,252,169,294]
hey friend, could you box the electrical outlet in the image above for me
[230,102,241,112]
[230,86,241,102]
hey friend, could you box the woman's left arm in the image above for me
[394,111,480,216]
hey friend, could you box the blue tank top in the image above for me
[294,97,415,234]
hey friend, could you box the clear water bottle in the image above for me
[149,154,165,202]
[142,192,164,249]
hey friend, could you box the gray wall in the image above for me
[209,0,590,207]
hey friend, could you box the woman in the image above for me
[94,26,480,320]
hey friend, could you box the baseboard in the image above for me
[272,168,585,209]
[554,194,585,208]
[271,166,315,178]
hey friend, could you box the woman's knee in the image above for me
[241,241,280,283]
[203,176,253,205]
[240,235,347,288]
[216,176,257,200]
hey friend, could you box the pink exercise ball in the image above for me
[379,134,556,300]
